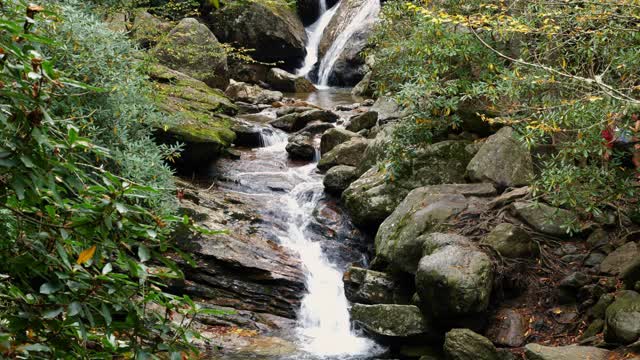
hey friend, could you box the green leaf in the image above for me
[68,302,82,316]
[138,245,151,263]
[102,262,113,275]
[39,282,62,295]
[101,303,112,326]
[43,307,63,319]
[20,343,51,352]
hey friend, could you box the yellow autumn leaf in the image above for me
[77,245,96,265]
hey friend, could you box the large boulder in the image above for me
[481,223,537,259]
[356,123,396,174]
[444,329,500,360]
[486,308,526,347]
[512,201,577,237]
[352,71,373,97]
[266,68,316,93]
[271,109,339,132]
[346,111,378,132]
[343,266,412,305]
[343,141,476,228]
[285,133,316,160]
[524,344,611,360]
[317,0,381,85]
[604,290,640,344]
[600,242,639,276]
[154,18,229,89]
[320,128,361,155]
[370,96,407,124]
[466,127,534,187]
[148,64,237,169]
[416,233,493,319]
[317,138,369,171]
[206,1,307,71]
[350,304,433,339]
[323,165,359,195]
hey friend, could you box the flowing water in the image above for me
[215,126,382,359]
[297,0,340,78]
[316,0,380,86]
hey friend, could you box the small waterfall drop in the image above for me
[317,0,380,86]
[297,0,339,78]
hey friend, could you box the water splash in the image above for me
[259,128,289,147]
[317,0,380,86]
[296,0,339,78]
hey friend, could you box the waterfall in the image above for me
[296,0,339,78]
[316,0,380,86]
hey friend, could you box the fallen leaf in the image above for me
[76,245,96,265]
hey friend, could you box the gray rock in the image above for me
[467,127,534,187]
[481,223,536,258]
[589,293,615,319]
[524,343,611,360]
[318,138,369,171]
[344,141,476,228]
[320,128,361,155]
[487,186,530,209]
[444,328,500,360]
[375,190,474,273]
[350,304,433,338]
[285,133,316,160]
[226,81,283,105]
[298,121,335,135]
[343,266,411,304]
[352,71,373,97]
[154,18,229,89]
[346,111,378,132]
[370,96,407,123]
[622,257,640,290]
[586,228,610,249]
[486,309,526,347]
[604,290,640,344]
[416,234,493,318]
[356,123,396,174]
[131,10,172,48]
[206,2,307,71]
[323,165,359,195]
[512,201,577,236]
[600,242,639,275]
[266,68,316,93]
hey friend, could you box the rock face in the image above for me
[317,0,380,85]
[350,304,433,339]
[416,233,493,319]
[343,266,412,304]
[207,2,307,71]
[346,111,378,132]
[466,127,534,187]
[512,201,577,237]
[148,64,237,169]
[297,0,339,25]
[481,223,536,258]
[154,18,229,89]
[443,329,499,360]
[600,242,639,275]
[266,68,316,93]
[131,10,172,48]
[323,165,359,195]
[524,344,611,360]
[172,184,305,318]
[225,81,284,104]
[604,290,640,344]
[320,128,361,155]
[317,138,369,171]
[286,133,316,160]
[343,141,476,228]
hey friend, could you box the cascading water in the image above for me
[296,0,339,78]
[232,127,380,358]
[316,0,380,86]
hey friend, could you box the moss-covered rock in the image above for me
[148,64,237,168]
[154,18,229,89]
[511,201,578,237]
[266,68,316,93]
[604,290,640,344]
[350,304,433,339]
[131,10,172,49]
[206,0,307,71]
[524,344,611,360]
[444,329,500,360]
[320,128,361,155]
[323,165,359,195]
[317,138,369,171]
[481,223,537,259]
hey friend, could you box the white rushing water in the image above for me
[255,131,379,358]
[317,0,380,86]
[297,0,340,78]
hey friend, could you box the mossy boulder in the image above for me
[225,81,284,105]
[512,201,578,237]
[148,64,237,168]
[154,18,229,89]
[343,266,412,305]
[323,165,359,195]
[285,133,316,160]
[350,304,434,339]
[131,10,172,48]
[343,140,476,228]
[416,233,493,319]
[466,127,534,187]
[524,344,611,360]
[266,68,316,93]
[206,1,307,71]
[317,138,369,171]
[604,290,640,344]
[444,329,500,360]
[481,223,537,259]
[346,111,378,132]
[320,128,361,155]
